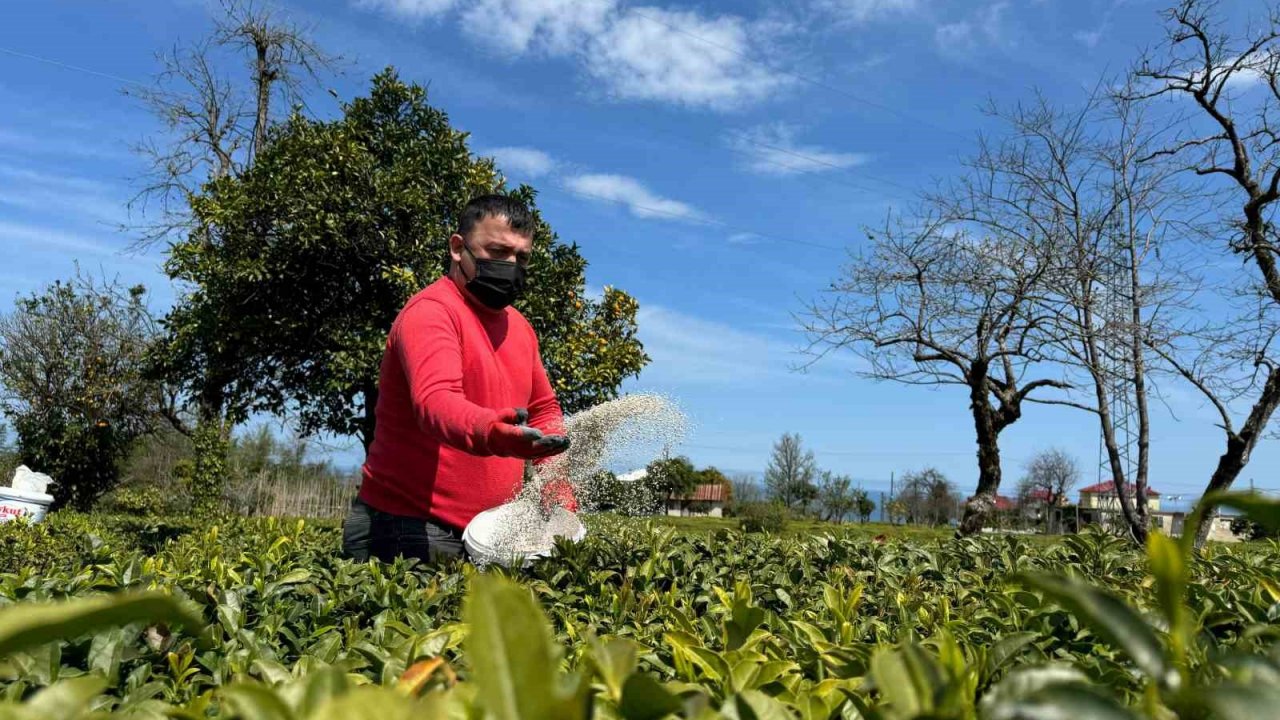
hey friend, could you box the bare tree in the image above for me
[1020,448,1081,509]
[893,467,960,526]
[730,473,764,507]
[123,0,343,249]
[944,86,1198,544]
[799,185,1071,535]
[1127,0,1280,546]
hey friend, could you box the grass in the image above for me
[624,513,1075,546]
[598,513,956,541]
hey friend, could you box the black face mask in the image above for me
[461,244,527,309]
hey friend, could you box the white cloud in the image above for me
[633,304,865,387]
[460,0,612,54]
[935,2,1007,53]
[819,0,922,23]
[583,7,789,109]
[1172,54,1271,93]
[564,173,709,222]
[354,0,457,20]
[0,220,119,256]
[728,232,762,245]
[635,305,776,384]
[355,0,790,109]
[483,146,557,177]
[1217,55,1270,89]
[1074,28,1103,49]
[729,124,869,175]
[0,164,126,225]
[0,127,131,161]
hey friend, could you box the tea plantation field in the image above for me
[0,499,1278,719]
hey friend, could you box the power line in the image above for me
[0,46,144,86]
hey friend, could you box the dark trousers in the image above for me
[340,495,466,564]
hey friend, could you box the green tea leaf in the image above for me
[1018,573,1176,690]
[275,569,312,586]
[1203,683,1280,720]
[463,574,561,720]
[1145,531,1188,671]
[0,591,205,659]
[870,642,945,716]
[1213,492,1280,534]
[21,675,108,719]
[721,690,795,720]
[220,683,296,720]
[87,626,125,685]
[306,685,449,720]
[589,636,639,702]
[982,632,1038,683]
[296,666,353,717]
[982,683,1140,720]
[618,674,683,720]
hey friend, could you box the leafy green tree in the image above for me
[128,0,345,518]
[0,422,16,484]
[645,455,700,513]
[157,68,649,458]
[0,273,168,509]
[852,488,875,523]
[817,471,856,522]
[764,433,818,512]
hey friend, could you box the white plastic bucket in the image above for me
[0,487,53,524]
[463,501,586,568]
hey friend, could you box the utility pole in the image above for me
[889,471,895,525]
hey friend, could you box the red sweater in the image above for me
[358,276,569,531]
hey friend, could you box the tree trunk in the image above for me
[958,368,1002,537]
[1192,366,1280,547]
[1128,232,1152,541]
[253,40,271,162]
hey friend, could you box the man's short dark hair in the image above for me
[457,194,536,240]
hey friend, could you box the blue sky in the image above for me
[2,0,1276,509]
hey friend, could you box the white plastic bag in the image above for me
[10,465,53,494]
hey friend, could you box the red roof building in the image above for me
[681,484,728,503]
[1078,481,1160,496]
[666,483,729,517]
[1078,481,1161,511]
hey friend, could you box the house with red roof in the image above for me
[1078,481,1161,512]
[666,483,729,517]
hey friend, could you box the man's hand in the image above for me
[485,408,570,459]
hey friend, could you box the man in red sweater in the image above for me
[340,194,572,563]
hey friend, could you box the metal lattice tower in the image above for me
[1095,234,1139,500]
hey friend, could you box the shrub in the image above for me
[94,484,175,516]
[0,511,121,574]
[736,501,789,533]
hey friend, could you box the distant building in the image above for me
[666,483,728,517]
[616,468,648,483]
[1078,481,1161,512]
[1204,512,1248,543]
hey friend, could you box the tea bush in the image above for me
[0,492,1277,718]
[735,501,790,533]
